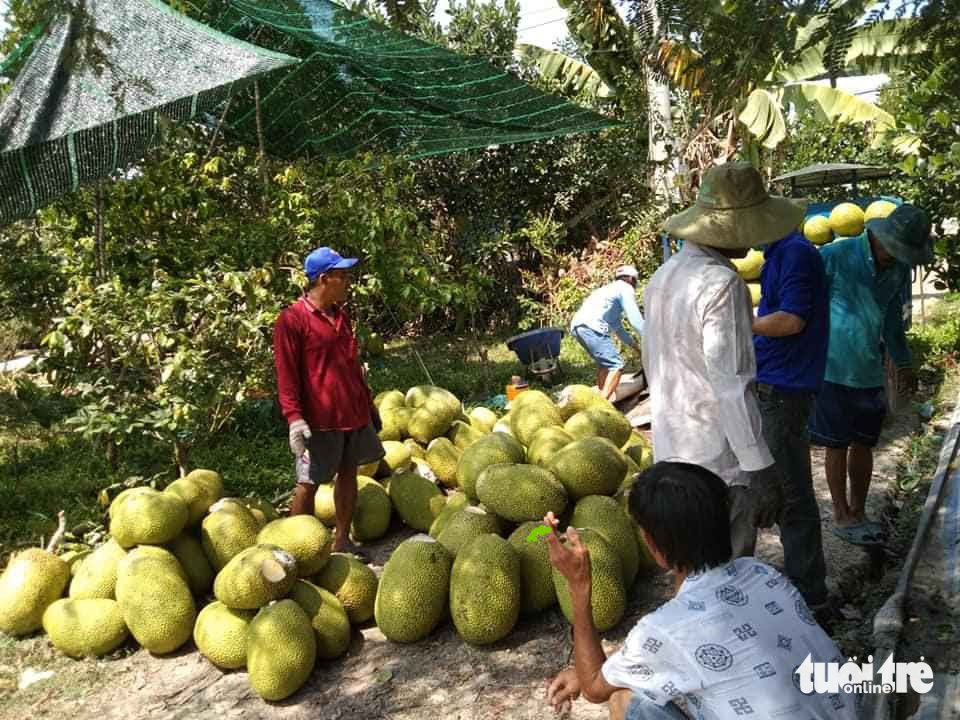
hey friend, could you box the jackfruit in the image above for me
[732,249,764,280]
[509,389,554,412]
[214,544,298,609]
[374,389,405,411]
[404,439,426,459]
[552,528,626,632]
[564,407,631,447]
[109,487,189,548]
[405,385,462,444]
[314,483,337,526]
[508,522,557,614]
[747,282,761,307]
[116,546,195,654]
[257,515,332,576]
[242,497,279,528]
[476,463,568,523]
[492,413,513,435]
[865,200,897,222]
[201,500,260,571]
[183,469,224,501]
[42,598,128,657]
[456,432,526,501]
[803,215,833,245]
[555,384,615,421]
[436,506,501,557]
[167,533,215,595]
[375,535,453,643]
[69,539,126,600]
[448,420,485,451]
[468,406,499,433]
[193,600,255,669]
[247,599,317,701]
[61,549,91,577]
[314,553,379,624]
[571,495,641,586]
[381,440,413,475]
[622,433,653,470]
[829,202,866,237]
[358,459,381,477]
[426,437,461,488]
[547,437,628,500]
[526,426,575,466]
[388,472,445,531]
[450,534,521,645]
[0,548,71,636]
[289,580,351,660]
[351,476,393,542]
[511,399,563,447]
[428,491,470,538]
[379,406,413,442]
[164,476,218,527]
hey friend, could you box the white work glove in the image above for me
[288,419,312,457]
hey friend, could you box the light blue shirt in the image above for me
[570,279,644,346]
[820,233,912,389]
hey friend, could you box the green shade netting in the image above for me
[0,0,298,223]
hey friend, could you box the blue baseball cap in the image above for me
[304,247,359,281]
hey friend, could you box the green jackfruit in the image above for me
[374,389,405,411]
[456,432,526,501]
[426,437,461,488]
[547,437,628,500]
[201,500,260,571]
[214,544,298,609]
[511,400,563,447]
[69,539,126,600]
[388,472,445,532]
[167,533,215,595]
[183,469,224,501]
[552,528,625,632]
[448,420,485,451]
[436,506,501,557]
[0,548,70,636]
[42,598,128,657]
[405,386,462,444]
[61,549,91,577]
[450,534,521,645]
[564,407,632,447]
[242,497,279,528]
[381,440,413,475]
[257,515,332,576]
[526,426,575,466]
[164,476,218,527]
[509,389,555,412]
[404,439,427,459]
[247,600,317,701]
[289,580,351,660]
[375,535,452,643]
[116,546,196,654]
[428,491,470,538]
[193,600,255,669]
[378,407,412,442]
[109,487,189,548]
[508,522,557,613]
[468,406,499,433]
[555,384,615,421]
[351,477,392,542]
[492,414,514,435]
[314,483,337,526]
[624,439,654,471]
[476,463,568,523]
[313,553,379,624]
[571,495,640,586]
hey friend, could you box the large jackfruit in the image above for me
[450,534,521,645]
[193,601,255,669]
[167,533,215,595]
[436,506,501,557]
[570,495,641,586]
[378,406,412,442]
[164,474,220,527]
[552,528,626,632]
[289,580,351,660]
[388,472,445,532]
[247,600,317,701]
[380,440,413,475]
[201,500,260,571]
[116,546,196,654]
[313,553,379,624]
[213,544,298,609]
[468,406,499,433]
[508,522,557,614]
[42,598,129,657]
[374,389,405,411]
[547,437,627,500]
[183,469,224,500]
[0,548,71,636]
[511,399,563,447]
[426,437,461,488]
[405,385,462,444]
[456,432,525,501]
[69,539,126,600]
[428,491,470,538]
[448,420,485,451]
[555,384,614,421]
[314,483,337,527]
[109,487,189,548]
[257,515,332,576]
[241,497,279,528]
[564,407,632,447]
[375,535,452,644]
[351,476,393,542]
[476,463,568,523]
[526,426,575,467]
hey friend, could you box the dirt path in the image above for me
[0,400,926,720]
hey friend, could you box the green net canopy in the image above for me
[0,0,298,223]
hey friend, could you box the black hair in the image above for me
[626,461,732,574]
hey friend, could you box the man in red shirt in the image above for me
[273,247,384,552]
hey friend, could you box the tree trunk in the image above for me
[174,441,189,478]
[644,1,679,209]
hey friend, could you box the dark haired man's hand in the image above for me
[748,464,784,529]
[543,512,592,595]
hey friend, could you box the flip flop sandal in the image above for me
[832,523,885,547]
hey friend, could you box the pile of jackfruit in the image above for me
[0,383,655,703]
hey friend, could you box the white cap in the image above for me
[614,264,639,279]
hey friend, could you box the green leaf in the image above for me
[780,83,895,132]
[738,89,787,149]
[516,44,616,99]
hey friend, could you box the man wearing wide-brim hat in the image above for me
[809,203,931,548]
[642,162,796,558]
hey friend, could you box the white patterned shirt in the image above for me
[602,557,857,720]
[642,242,773,487]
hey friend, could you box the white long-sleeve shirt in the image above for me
[642,242,773,487]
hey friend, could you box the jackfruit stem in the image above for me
[45,510,67,552]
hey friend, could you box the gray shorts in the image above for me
[303,424,385,485]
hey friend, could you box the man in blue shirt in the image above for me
[570,265,645,400]
[753,230,831,619]
[810,204,932,546]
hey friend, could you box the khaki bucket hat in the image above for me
[663,163,807,249]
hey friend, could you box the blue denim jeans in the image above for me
[571,324,625,370]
